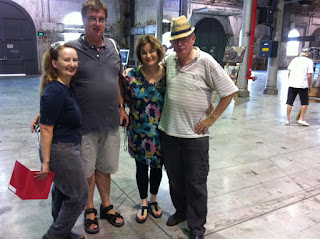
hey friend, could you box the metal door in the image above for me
[3,39,24,73]
[0,0,38,74]
[5,39,23,60]
[195,18,226,65]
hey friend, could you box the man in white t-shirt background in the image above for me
[286,47,314,126]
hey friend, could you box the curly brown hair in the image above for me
[135,35,165,65]
[39,43,76,95]
[81,0,108,20]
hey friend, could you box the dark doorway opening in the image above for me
[195,17,226,66]
[0,0,38,74]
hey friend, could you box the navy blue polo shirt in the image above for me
[69,36,123,134]
[40,81,81,144]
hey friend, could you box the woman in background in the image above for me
[36,42,88,239]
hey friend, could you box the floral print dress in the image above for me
[125,67,166,168]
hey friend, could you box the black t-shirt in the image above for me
[40,81,81,144]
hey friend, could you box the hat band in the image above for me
[171,28,192,37]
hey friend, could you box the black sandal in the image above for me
[149,202,162,218]
[100,204,124,227]
[84,208,99,234]
[135,205,148,223]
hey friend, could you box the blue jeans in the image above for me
[162,133,209,236]
[42,143,88,239]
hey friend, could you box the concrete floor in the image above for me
[1,70,320,239]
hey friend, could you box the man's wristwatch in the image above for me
[119,104,125,108]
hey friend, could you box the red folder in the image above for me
[8,160,55,200]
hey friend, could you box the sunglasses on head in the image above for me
[51,41,65,50]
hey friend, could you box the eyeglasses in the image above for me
[87,17,106,24]
[171,35,193,45]
[51,41,65,50]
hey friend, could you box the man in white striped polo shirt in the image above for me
[159,15,238,239]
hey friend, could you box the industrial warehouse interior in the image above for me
[1,0,320,238]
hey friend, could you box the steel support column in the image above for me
[238,0,253,97]
[179,0,188,16]
[129,0,135,63]
[156,0,164,42]
[264,0,285,95]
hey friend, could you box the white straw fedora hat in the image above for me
[168,15,195,41]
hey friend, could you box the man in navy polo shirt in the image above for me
[69,0,128,234]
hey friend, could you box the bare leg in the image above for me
[86,174,98,230]
[287,105,292,121]
[299,105,308,121]
[141,198,148,206]
[95,170,123,224]
[150,194,157,203]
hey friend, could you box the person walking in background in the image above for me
[37,42,88,239]
[286,47,314,126]
[159,16,238,239]
[121,35,166,223]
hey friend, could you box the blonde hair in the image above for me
[39,43,76,95]
[135,35,165,65]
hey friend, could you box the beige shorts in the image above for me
[80,128,120,178]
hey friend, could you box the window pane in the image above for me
[286,29,300,56]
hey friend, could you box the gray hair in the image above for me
[300,47,311,57]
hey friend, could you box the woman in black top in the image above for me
[36,43,88,239]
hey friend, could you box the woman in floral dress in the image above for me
[122,35,165,223]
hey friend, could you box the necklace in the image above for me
[140,65,163,84]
